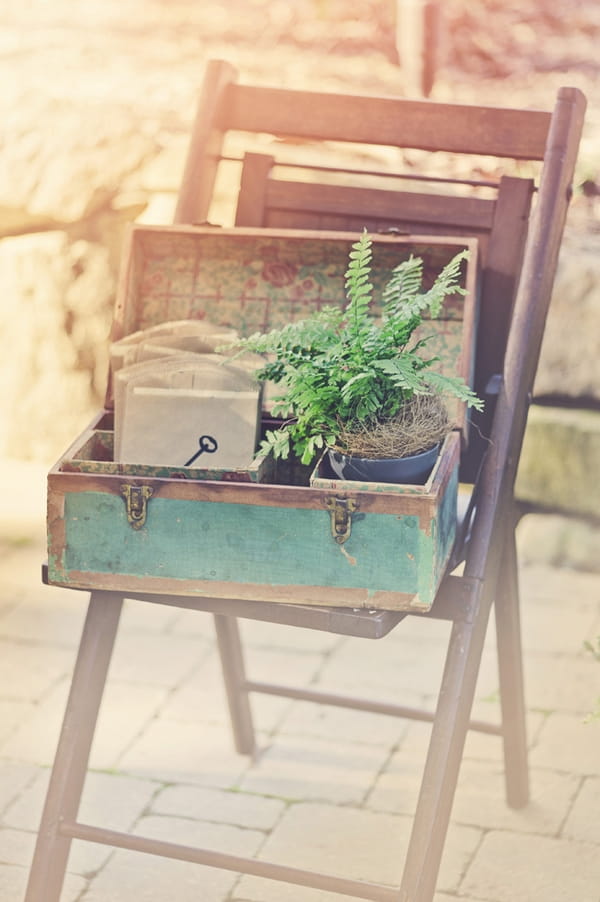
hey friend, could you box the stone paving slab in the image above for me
[530,711,600,775]
[238,735,393,806]
[160,652,293,735]
[0,467,599,901]
[4,769,159,876]
[0,864,85,902]
[461,831,600,902]
[115,718,252,789]
[562,776,600,844]
[234,802,480,900]
[151,784,286,832]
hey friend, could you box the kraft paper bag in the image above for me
[118,386,261,469]
[114,354,261,468]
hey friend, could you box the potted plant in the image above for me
[225,231,483,484]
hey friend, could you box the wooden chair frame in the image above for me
[25,60,585,902]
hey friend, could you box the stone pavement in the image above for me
[0,460,599,902]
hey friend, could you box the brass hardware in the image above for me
[325,496,358,545]
[120,484,154,529]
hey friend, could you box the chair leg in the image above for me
[399,580,491,902]
[213,614,256,755]
[24,591,124,902]
[495,526,529,808]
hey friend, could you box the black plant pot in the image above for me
[327,443,439,485]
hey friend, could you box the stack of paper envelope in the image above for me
[111,321,263,470]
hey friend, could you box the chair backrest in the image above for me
[174,59,553,229]
[175,59,586,572]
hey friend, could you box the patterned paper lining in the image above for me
[126,232,468,339]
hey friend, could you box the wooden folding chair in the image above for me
[25,60,585,902]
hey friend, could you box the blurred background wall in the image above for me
[1,0,598,566]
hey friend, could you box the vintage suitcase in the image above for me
[47,226,479,612]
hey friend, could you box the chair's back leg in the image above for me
[495,517,529,808]
[213,613,256,755]
[24,592,124,902]
[174,59,238,226]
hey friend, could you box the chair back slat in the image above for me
[225,84,552,160]
[267,180,495,232]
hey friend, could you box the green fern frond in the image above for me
[419,250,469,318]
[372,357,428,394]
[344,230,373,339]
[381,255,424,316]
[382,250,468,322]
[422,370,484,409]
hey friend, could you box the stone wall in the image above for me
[1,1,598,567]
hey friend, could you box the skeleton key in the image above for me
[184,434,218,467]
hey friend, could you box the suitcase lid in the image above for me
[108,225,479,442]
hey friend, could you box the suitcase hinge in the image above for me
[120,484,154,529]
[325,496,357,545]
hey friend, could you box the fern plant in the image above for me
[227,231,483,466]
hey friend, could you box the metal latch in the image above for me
[120,484,154,529]
[325,496,357,545]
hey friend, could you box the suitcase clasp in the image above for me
[120,484,154,529]
[325,496,357,545]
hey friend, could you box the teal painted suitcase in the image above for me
[47,226,478,612]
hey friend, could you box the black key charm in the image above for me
[184,434,218,467]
